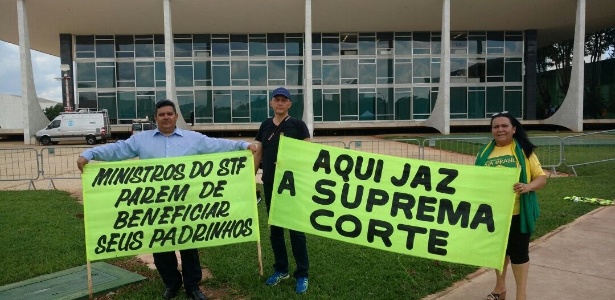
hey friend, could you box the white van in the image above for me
[131,120,156,136]
[35,109,111,145]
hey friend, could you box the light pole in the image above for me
[58,64,73,112]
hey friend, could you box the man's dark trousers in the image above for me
[263,181,309,278]
[154,249,202,291]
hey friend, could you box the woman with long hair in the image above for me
[475,112,547,300]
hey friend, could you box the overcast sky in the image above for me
[0,41,62,102]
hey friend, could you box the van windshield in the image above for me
[132,122,156,134]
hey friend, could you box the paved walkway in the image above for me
[423,205,615,300]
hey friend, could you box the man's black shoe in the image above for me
[163,287,179,299]
[186,289,207,300]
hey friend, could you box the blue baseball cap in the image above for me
[272,87,291,99]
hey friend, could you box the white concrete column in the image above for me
[424,0,450,135]
[17,0,50,144]
[303,0,314,137]
[163,0,188,129]
[545,0,585,132]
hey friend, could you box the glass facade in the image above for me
[74,31,525,125]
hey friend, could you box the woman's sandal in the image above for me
[486,291,506,300]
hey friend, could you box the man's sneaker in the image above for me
[295,277,308,294]
[265,271,289,286]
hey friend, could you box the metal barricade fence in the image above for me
[529,136,563,174]
[348,139,421,159]
[40,146,90,180]
[2,132,608,190]
[562,129,615,176]
[421,137,490,164]
[0,148,40,187]
[313,141,347,149]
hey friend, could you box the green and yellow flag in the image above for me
[269,136,519,270]
[82,151,259,261]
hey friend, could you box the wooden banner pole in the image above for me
[87,261,93,299]
[257,240,264,276]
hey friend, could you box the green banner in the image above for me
[269,136,519,270]
[82,151,259,261]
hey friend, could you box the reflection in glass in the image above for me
[395,90,411,120]
[505,90,522,116]
[322,64,340,85]
[468,89,485,118]
[250,37,266,56]
[377,32,393,49]
[76,36,94,52]
[175,64,194,87]
[341,89,358,118]
[505,60,522,82]
[212,38,230,57]
[174,38,193,57]
[250,64,267,86]
[231,35,248,50]
[286,37,303,56]
[98,93,117,121]
[394,36,412,55]
[413,58,430,82]
[286,64,303,86]
[117,91,136,119]
[450,87,467,117]
[413,87,431,118]
[177,91,194,121]
[231,61,249,80]
[450,58,467,77]
[250,93,268,122]
[359,35,376,55]
[359,93,375,120]
[195,90,213,122]
[323,93,340,121]
[214,92,231,123]
[268,60,285,80]
[78,92,97,109]
[376,88,394,120]
[96,65,115,88]
[468,35,485,54]
[77,62,96,88]
[232,90,250,119]
[74,30,525,124]
[312,89,323,121]
[96,39,114,58]
[395,62,412,84]
[487,57,504,82]
[341,59,358,82]
[359,63,375,84]
[468,59,485,82]
[194,61,211,81]
[137,93,155,119]
[213,65,230,86]
[135,38,154,57]
[322,36,340,56]
[136,63,155,87]
[116,62,135,81]
[487,86,504,113]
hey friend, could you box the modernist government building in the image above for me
[1,0,614,142]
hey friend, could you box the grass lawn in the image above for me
[1,160,612,299]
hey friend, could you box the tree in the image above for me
[584,28,615,118]
[536,40,574,118]
[43,103,64,121]
[537,47,556,117]
[537,26,615,119]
